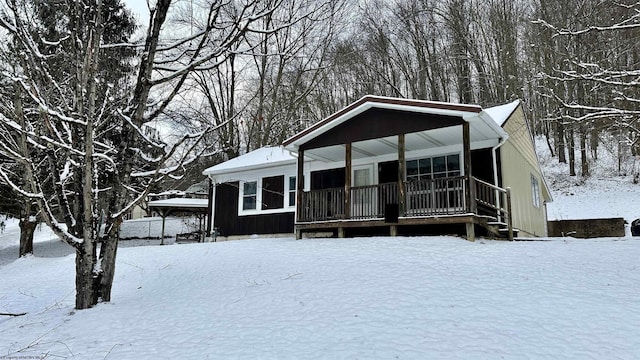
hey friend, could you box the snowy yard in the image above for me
[1,232,639,359]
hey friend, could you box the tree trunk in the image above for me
[543,121,555,157]
[567,124,576,176]
[98,229,119,302]
[18,218,36,257]
[556,120,566,163]
[75,243,99,309]
[580,127,589,177]
[590,123,598,160]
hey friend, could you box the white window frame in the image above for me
[238,174,297,216]
[531,174,541,208]
[241,180,258,212]
[286,175,297,208]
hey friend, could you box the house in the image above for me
[203,147,298,240]
[204,96,552,241]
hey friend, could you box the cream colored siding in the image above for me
[500,107,548,237]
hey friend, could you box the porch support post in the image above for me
[296,149,304,239]
[463,122,475,213]
[206,178,214,239]
[465,222,476,242]
[397,134,406,216]
[345,143,352,219]
[506,187,514,241]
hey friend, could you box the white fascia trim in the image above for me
[203,158,296,177]
[473,112,510,140]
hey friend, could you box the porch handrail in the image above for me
[472,177,513,240]
[299,187,345,222]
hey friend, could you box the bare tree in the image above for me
[533,0,640,176]
[0,0,288,309]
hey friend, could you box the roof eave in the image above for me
[203,158,297,178]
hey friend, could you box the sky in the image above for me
[123,0,150,28]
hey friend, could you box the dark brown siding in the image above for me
[471,148,495,183]
[300,108,463,150]
[310,168,345,190]
[471,148,496,217]
[284,96,481,147]
[214,182,294,237]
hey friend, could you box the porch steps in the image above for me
[484,221,517,239]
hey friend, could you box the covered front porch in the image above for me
[296,175,512,240]
[284,96,513,241]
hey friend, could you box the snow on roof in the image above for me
[150,190,185,197]
[483,100,520,127]
[202,146,296,176]
[148,198,209,209]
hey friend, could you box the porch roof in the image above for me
[283,96,509,163]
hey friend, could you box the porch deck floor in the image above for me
[296,213,496,227]
[295,213,501,241]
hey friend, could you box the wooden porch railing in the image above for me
[299,175,512,238]
[351,182,399,219]
[405,176,466,216]
[472,177,513,240]
[299,187,345,222]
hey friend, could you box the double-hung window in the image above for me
[288,176,296,207]
[242,181,257,210]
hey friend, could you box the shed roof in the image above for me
[148,198,209,209]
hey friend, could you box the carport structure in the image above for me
[147,198,210,244]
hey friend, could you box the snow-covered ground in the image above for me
[1,235,639,359]
[538,136,640,227]
[0,138,639,359]
[0,217,198,267]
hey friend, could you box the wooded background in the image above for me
[155,0,640,180]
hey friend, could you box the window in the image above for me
[239,175,296,215]
[242,181,257,210]
[406,154,461,181]
[288,176,296,207]
[262,176,284,210]
[531,175,541,208]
